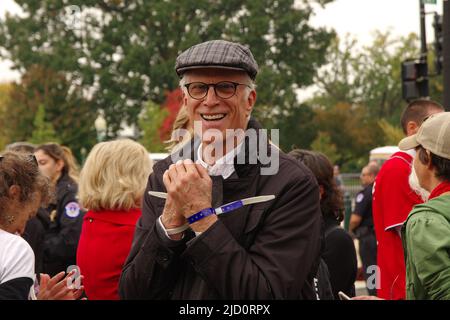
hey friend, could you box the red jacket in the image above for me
[372,152,422,299]
[76,208,141,300]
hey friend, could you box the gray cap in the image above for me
[398,112,450,159]
[175,40,259,79]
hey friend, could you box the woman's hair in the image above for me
[417,145,450,181]
[78,139,153,211]
[35,143,80,183]
[165,105,193,152]
[0,151,51,220]
[288,149,345,222]
[6,141,36,154]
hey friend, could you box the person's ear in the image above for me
[55,159,64,173]
[245,90,256,117]
[182,90,188,106]
[8,185,21,200]
[406,121,419,135]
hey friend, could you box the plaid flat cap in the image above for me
[175,40,259,79]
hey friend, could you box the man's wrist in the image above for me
[157,216,185,240]
[161,211,186,229]
[189,214,218,233]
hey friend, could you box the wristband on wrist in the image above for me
[187,207,215,224]
[166,223,189,235]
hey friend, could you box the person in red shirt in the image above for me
[76,139,153,300]
[372,99,444,299]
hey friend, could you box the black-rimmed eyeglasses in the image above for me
[184,81,252,100]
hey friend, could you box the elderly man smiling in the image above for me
[119,40,321,300]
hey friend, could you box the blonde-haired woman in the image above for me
[76,139,152,300]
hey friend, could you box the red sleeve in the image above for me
[378,158,422,230]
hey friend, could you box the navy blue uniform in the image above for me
[354,183,377,295]
[41,173,84,276]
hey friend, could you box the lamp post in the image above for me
[94,113,107,142]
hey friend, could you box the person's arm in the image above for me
[350,190,369,234]
[0,237,35,300]
[349,214,362,234]
[406,214,450,300]
[119,172,190,299]
[43,191,84,262]
[379,161,422,235]
[182,173,321,299]
[0,278,34,300]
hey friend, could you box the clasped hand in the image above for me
[161,159,213,233]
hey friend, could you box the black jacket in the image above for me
[322,215,357,299]
[41,173,83,276]
[22,212,46,275]
[119,119,322,299]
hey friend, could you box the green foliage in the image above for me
[311,131,339,165]
[276,103,318,152]
[138,100,168,153]
[305,32,438,171]
[312,32,421,122]
[0,83,12,150]
[2,65,97,160]
[378,119,404,145]
[30,104,60,144]
[313,102,384,167]
[0,0,335,136]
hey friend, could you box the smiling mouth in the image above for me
[201,113,226,121]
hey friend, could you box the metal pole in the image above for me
[420,0,428,62]
[444,0,450,110]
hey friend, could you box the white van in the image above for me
[369,146,399,166]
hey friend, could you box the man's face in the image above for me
[181,68,256,144]
[360,167,374,186]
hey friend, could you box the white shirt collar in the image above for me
[196,141,244,179]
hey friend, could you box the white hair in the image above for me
[408,166,430,201]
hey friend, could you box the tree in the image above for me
[138,100,168,153]
[30,104,60,144]
[306,32,425,170]
[158,88,183,142]
[3,65,97,159]
[313,102,384,169]
[377,119,404,146]
[311,131,339,165]
[276,103,318,152]
[0,0,335,135]
[312,32,420,123]
[0,83,12,150]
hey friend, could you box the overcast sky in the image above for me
[0,0,445,83]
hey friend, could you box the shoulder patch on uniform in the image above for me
[65,202,80,218]
[356,193,364,203]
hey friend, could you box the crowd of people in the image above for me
[1,40,449,300]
